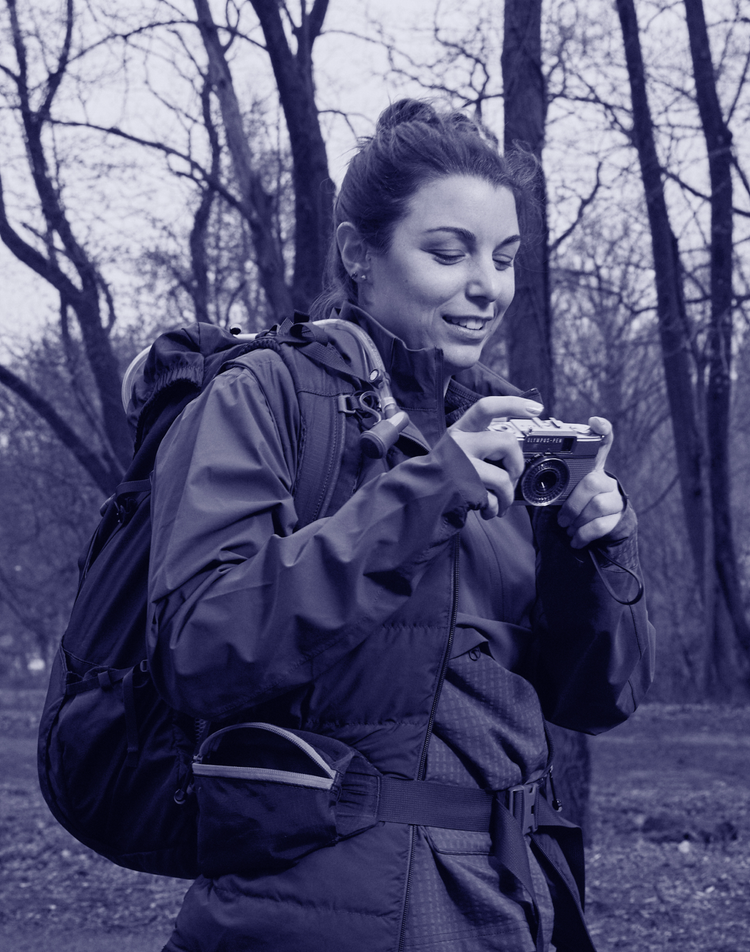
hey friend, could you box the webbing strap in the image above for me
[378,778,493,831]
[65,666,129,695]
[293,389,348,526]
[530,796,596,952]
[373,777,561,952]
[492,793,544,949]
[116,479,151,497]
[122,665,140,767]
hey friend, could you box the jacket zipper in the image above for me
[417,535,460,780]
[397,535,460,951]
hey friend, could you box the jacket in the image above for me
[148,306,655,951]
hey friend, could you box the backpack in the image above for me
[37,314,409,879]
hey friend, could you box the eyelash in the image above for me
[431,251,514,270]
[432,252,463,264]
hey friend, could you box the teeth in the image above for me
[445,316,486,330]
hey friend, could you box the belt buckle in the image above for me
[506,782,538,835]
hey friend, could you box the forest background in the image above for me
[0,0,749,831]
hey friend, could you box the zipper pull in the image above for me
[548,764,563,812]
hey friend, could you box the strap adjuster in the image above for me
[505,782,539,835]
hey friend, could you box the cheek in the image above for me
[413,273,459,311]
[498,273,516,309]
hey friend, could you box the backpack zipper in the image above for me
[397,535,460,951]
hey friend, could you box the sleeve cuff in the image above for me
[429,432,490,512]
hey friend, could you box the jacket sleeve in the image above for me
[529,501,656,734]
[147,351,486,720]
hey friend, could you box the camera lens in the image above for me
[520,457,570,506]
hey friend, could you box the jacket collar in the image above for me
[338,303,443,412]
[334,303,523,447]
[336,303,447,447]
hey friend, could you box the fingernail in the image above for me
[524,401,544,414]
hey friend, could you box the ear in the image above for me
[336,222,369,278]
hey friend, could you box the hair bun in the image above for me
[376,99,439,132]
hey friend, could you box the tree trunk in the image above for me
[188,76,222,325]
[614,0,707,584]
[502,0,590,831]
[501,0,554,410]
[683,0,750,660]
[193,0,293,321]
[250,0,334,312]
[546,723,591,844]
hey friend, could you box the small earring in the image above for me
[359,273,367,282]
[350,272,358,281]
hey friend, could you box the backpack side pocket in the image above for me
[193,722,380,877]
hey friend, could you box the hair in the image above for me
[311,98,540,319]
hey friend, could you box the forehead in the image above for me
[396,175,519,240]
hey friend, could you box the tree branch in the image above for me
[0,173,82,302]
[49,118,243,213]
[0,364,121,495]
[549,164,603,255]
[38,0,74,123]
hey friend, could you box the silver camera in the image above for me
[487,418,603,506]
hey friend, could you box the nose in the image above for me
[466,256,508,308]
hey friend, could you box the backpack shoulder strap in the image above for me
[223,332,361,528]
[226,315,423,526]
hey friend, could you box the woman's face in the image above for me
[358,175,520,382]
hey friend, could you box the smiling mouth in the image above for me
[442,315,490,331]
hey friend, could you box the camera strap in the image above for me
[587,548,644,605]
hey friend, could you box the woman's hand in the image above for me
[448,396,545,519]
[557,417,624,548]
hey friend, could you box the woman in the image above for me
[148,100,654,952]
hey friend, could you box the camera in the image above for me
[487,418,603,506]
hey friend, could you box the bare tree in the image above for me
[0,0,131,493]
[192,0,293,318]
[614,0,707,583]
[501,0,554,408]
[191,0,333,317]
[249,0,334,311]
[614,0,750,684]
[683,0,750,658]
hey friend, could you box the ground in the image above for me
[2,688,750,951]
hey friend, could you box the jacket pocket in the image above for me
[192,722,379,877]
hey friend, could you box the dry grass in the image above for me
[586,704,750,951]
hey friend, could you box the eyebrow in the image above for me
[424,226,522,248]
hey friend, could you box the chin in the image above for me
[443,347,486,378]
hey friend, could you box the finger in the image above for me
[563,484,624,548]
[570,487,623,532]
[450,429,527,484]
[451,396,544,433]
[569,510,623,549]
[558,470,616,526]
[588,416,614,472]
[474,459,517,515]
[480,490,499,521]
[484,440,526,485]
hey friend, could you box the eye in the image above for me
[431,250,465,264]
[493,257,515,271]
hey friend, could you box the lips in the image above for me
[442,315,490,331]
